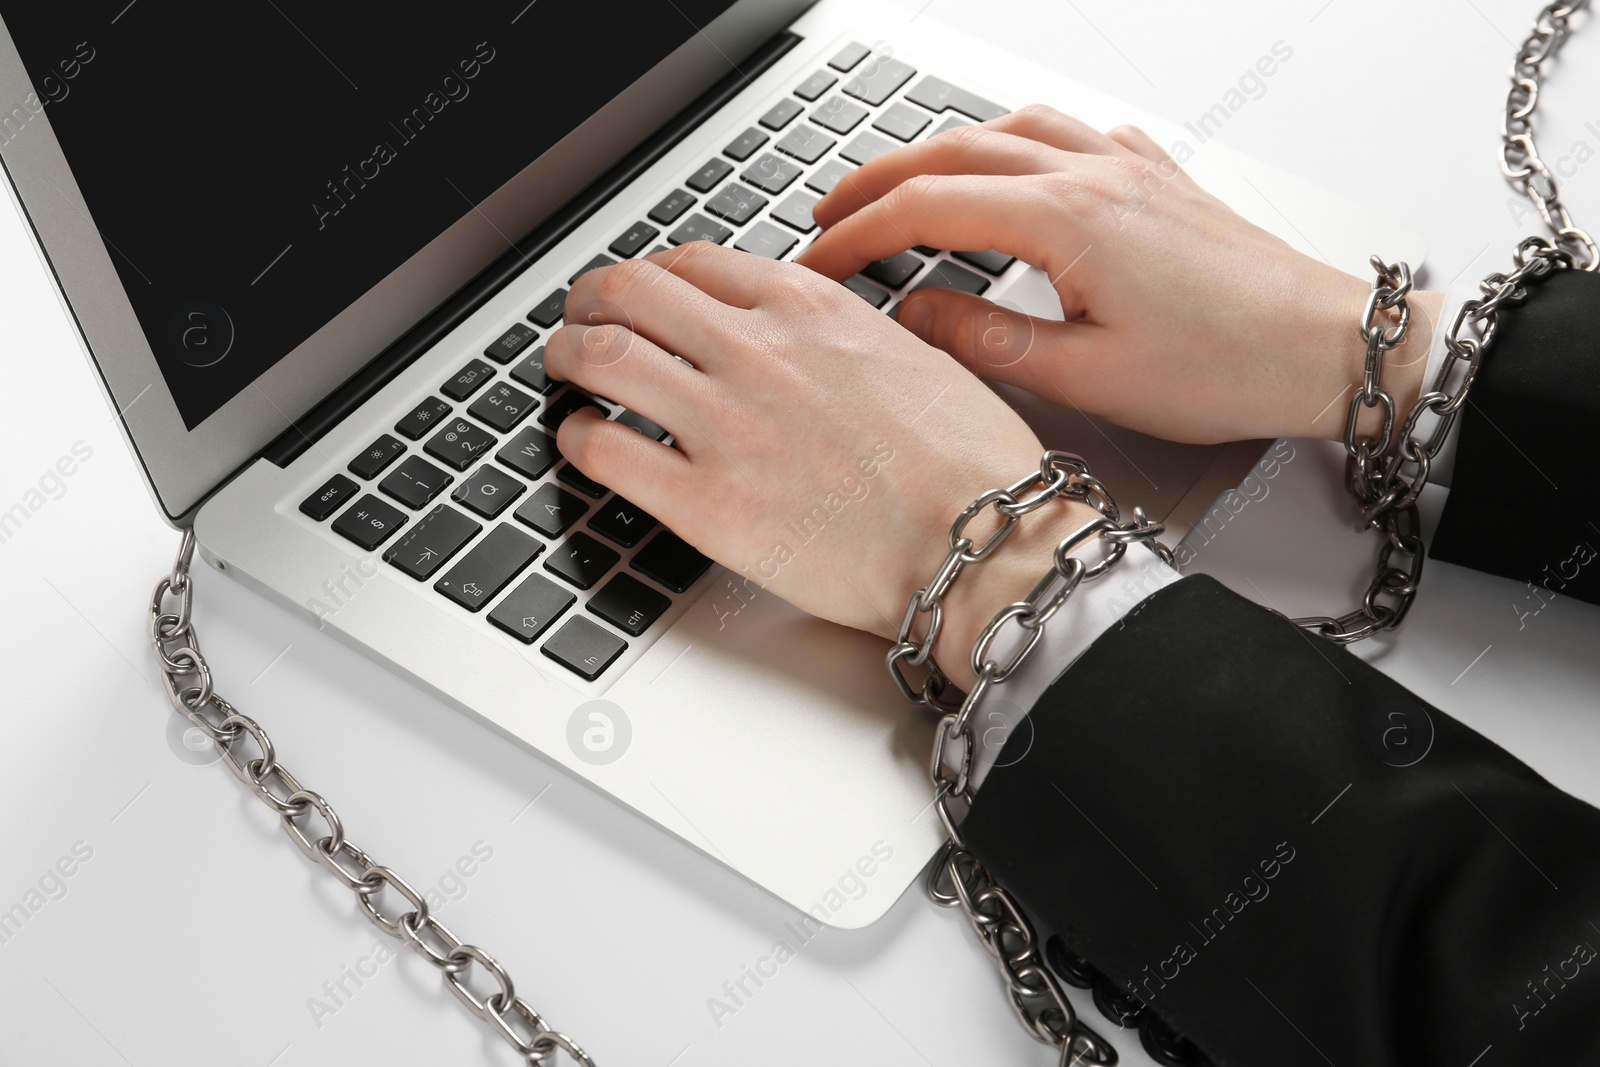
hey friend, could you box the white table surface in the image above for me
[3,1,1598,1065]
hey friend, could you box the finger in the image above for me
[983,104,1135,158]
[637,240,786,310]
[1105,123,1194,184]
[567,252,746,367]
[555,408,693,521]
[799,173,1071,283]
[543,318,709,445]
[895,287,1102,391]
[811,125,1071,228]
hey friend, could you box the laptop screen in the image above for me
[2,1,736,429]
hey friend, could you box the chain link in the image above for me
[889,451,1173,1066]
[1297,0,1592,643]
[149,529,594,1067]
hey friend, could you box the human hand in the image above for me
[544,244,1103,687]
[797,104,1443,446]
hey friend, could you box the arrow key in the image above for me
[489,573,576,644]
[384,505,481,580]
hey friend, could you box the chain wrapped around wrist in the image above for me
[1300,0,1594,644]
[887,450,1170,1066]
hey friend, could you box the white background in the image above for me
[3,1,1599,1065]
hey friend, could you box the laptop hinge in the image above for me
[261,28,803,468]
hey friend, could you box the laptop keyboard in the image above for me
[295,40,1010,685]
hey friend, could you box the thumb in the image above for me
[895,287,1090,388]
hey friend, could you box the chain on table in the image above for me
[888,451,1173,1066]
[1295,0,1596,644]
[149,529,595,1067]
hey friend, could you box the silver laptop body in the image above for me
[0,0,1426,925]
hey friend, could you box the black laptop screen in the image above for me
[2,1,736,428]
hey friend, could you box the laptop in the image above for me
[0,0,1426,927]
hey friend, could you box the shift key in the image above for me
[434,524,544,611]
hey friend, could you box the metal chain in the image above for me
[150,529,595,1067]
[1297,0,1595,644]
[888,451,1173,1067]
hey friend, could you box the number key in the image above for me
[332,494,406,550]
[424,418,498,471]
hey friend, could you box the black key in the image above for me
[514,482,589,538]
[829,41,871,71]
[452,464,525,519]
[468,381,537,433]
[667,213,734,246]
[873,101,932,142]
[723,127,769,161]
[793,70,838,101]
[489,573,575,643]
[608,220,660,258]
[806,158,852,196]
[810,96,869,135]
[332,494,407,550]
[301,473,359,520]
[513,485,586,541]
[840,131,895,166]
[863,252,925,290]
[539,388,604,430]
[952,249,1017,276]
[541,617,628,681]
[842,275,890,308]
[434,524,543,612]
[527,289,568,329]
[614,408,669,442]
[587,573,671,636]
[648,188,697,225]
[905,75,1008,122]
[704,184,769,226]
[933,115,969,136]
[740,154,802,196]
[496,426,559,480]
[441,358,495,402]
[734,220,798,260]
[510,346,560,396]
[770,190,819,233]
[484,322,538,365]
[647,245,668,255]
[380,455,455,509]
[914,245,941,256]
[775,126,836,165]
[912,259,991,296]
[686,159,735,194]
[569,253,617,284]
[556,462,608,499]
[587,495,658,548]
[630,531,712,594]
[383,505,480,580]
[761,99,804,134]
[396,396,452,441]
[841,55,916,106]
[423,418,498,472]
[544,531,621,590]
[347,434,406,480]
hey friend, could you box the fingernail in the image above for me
[898,295,931,336]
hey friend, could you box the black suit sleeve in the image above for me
[1430,268,1600,605]
[962,574,1600,1066]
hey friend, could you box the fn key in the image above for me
[542,617,627,681]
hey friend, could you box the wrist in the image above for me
[1307,278,1443,445]
[926,495,1107,692]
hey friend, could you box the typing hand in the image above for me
[797,104,1442,445]
[545,243,1101,678]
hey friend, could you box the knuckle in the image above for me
[593,257,651,301]
[888,172,941,215]
[1012,102,1060,124]
[938,122,991,154]
[1107,122,1148,143]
